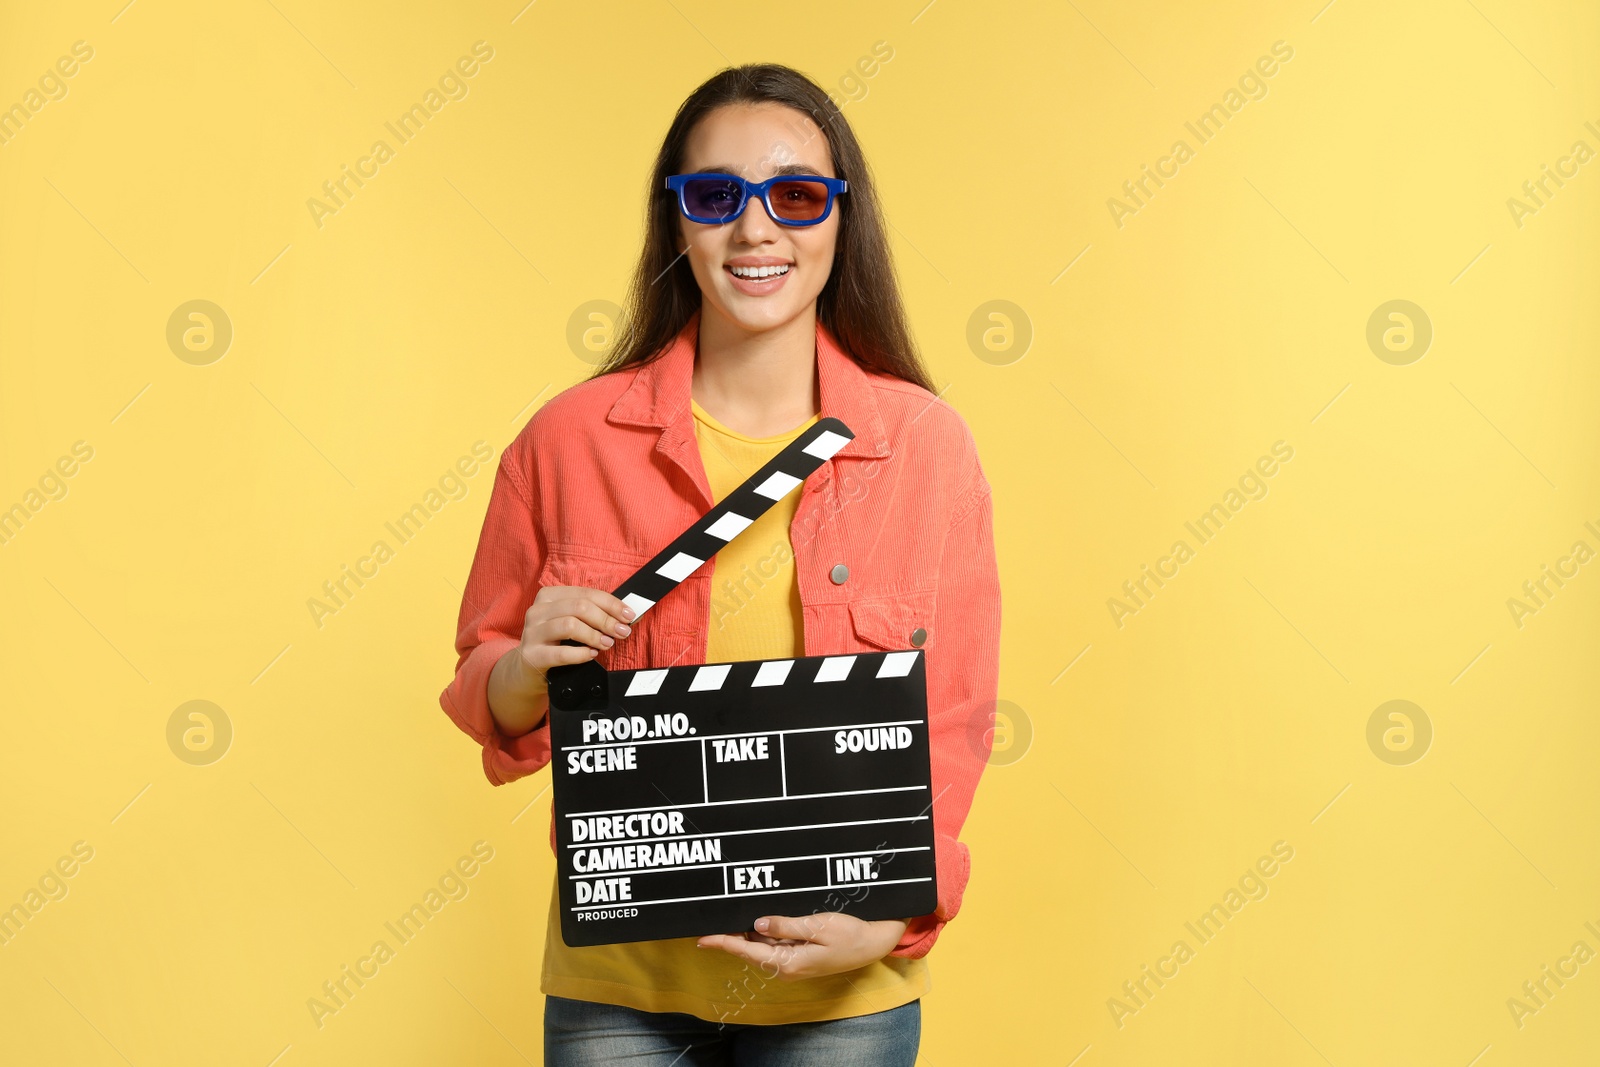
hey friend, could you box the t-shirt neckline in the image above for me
[690,398,820,445]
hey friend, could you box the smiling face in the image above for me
[675,102,841,336]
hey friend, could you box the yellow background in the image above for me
[3,0,1598,1063]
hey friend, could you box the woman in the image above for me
[439,63,1001,1065]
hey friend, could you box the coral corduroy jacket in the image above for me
[439,311,1001,959]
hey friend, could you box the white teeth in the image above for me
[728,264,791,278]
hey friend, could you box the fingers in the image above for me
[595,589,638,627]
[547,611,620,652]
[697,934,817,979]
[742,932,799,946]
[754,914,829,944]
[567,589,636,637]
[698,935,756,965]
[535,585,636,629]
[526,591,633,652]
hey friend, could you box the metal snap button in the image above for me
[910,627,927,647]
[829,563,849,584]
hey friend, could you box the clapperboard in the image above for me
[544,417,938,947]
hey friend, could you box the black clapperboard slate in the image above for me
[545,417,937,947]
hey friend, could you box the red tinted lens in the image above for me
[768,180,830,221]
[682,178,744,221]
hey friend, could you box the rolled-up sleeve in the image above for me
[890,465,1000,959]
[439,444,553,786]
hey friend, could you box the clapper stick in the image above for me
[541,414,940,947]
[545,416,855,709]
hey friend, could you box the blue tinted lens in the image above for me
[682,178,744,221]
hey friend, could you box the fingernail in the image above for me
[622,607,636,620]
[755,917,770,931]
[602,636,614,646]
[617,624,631,636]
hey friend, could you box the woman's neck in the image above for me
[691,304,820,437]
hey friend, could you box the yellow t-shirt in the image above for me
[538,398,931,1024]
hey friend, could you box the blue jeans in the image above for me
[543,994,921,1066]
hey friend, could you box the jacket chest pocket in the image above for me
[536,548,700,674]
[847,590,937,654]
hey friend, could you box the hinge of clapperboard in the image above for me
[545,416,857,711]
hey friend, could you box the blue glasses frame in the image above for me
[664,172,848,227]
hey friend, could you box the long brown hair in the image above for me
[592,63,935,394]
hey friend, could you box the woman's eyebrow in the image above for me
[698,162,829,178]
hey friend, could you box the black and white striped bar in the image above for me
[612,416,853,619]
[549,649,937,947]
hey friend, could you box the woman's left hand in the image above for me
[697,913,908,980]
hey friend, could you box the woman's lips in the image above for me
[724,264,792,297]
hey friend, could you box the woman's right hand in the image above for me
[487,585,636,736]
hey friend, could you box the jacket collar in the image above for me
[606,309,891,462]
